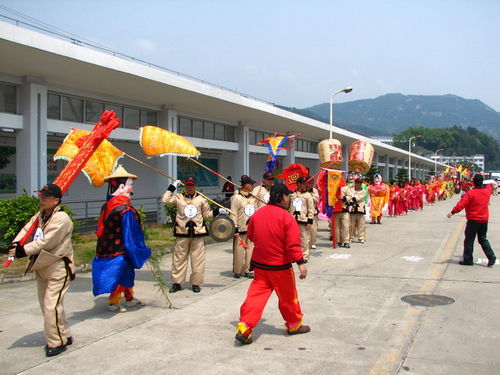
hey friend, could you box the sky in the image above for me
[1,0,499,110]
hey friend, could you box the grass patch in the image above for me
[0,224,176,277]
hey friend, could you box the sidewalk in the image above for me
[1,195,499,375]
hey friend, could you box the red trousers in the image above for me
[239,267,303,331]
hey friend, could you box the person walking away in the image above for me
[8,183,75,357]
[447,173,496,266]
[235,183,309,345]
[289,177,314,261]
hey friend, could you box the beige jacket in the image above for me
[162,190,212,237]
[14,205,74,274]
[309,187,319,215]
[230,191,257,233]
[345,186,367,214]
[252,185,271,209]
[289,190,314,224]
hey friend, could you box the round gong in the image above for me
[210,214,236,242]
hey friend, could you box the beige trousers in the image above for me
[233,233,254,275]
[299,223,311,261]
[310,216,318,247]
[349,213,366,242]
[172,237,206,285]
[36,261,72,348]
[335,212,350,244]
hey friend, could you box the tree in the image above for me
[364,163,380,183]
[395,169,409,184]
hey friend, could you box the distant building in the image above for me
[371,136,393,145]
[430,155,485,171]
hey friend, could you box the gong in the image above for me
[209,214,236,242]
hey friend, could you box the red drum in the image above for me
[348,141,374,174]
[318,139,342,169]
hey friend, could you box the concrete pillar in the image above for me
[382,154,389,181]
[283,147,295,168]
[235,123,249,176]
[16,77,47,195]
[342,144,348,171]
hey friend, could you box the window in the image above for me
[225,126,236,142]
[141,110,157,126]
[179,117,192,136]
[104,103,123,120]
[124,107,140,128]
[215,123,225,141]
[0,83,16,114]
[47,93,60,119]
[61,96,83,122]
[85,100,104,123]
[248,130,256,145]
[193,120,204,138]
[204,122,214,139]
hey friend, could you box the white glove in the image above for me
[173,180,181,188]
[218,208,228,215]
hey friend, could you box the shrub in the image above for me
[0,192,80,250]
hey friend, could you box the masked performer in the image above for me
[368,173,390,224]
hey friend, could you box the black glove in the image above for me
[352,197,357,202]
[13,242,27,258]
[167,184,176,192]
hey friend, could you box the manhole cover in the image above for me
[401,294,455,307]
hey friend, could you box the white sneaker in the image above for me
[360,240,365,244]
[124,298,143,307]
[108,304,126,313]
[311,245,317,249]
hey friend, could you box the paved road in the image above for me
[1,195,499,375]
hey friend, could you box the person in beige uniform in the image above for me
[289,177,314,261]
[231,175,257,278]
[252,172,274,209]
[337,184,351,248]
[162,177,215,293]
[306,178,319,250]
[9,183,74,357]
[347,178,367,243]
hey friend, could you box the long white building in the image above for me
[0,19,446,222]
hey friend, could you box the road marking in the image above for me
[401,256,424,262]
[369,219,465,375]
[328,253,351,259]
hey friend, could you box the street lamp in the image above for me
[408,135,421,181]
[329,87,353,139]
[434,148,443,173]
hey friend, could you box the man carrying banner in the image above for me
[8,183,75,357]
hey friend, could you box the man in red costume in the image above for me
[235,183,309,345]
[368,174,390,224]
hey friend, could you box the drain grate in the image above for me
[401,294,455,307]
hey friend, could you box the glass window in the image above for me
[255,132,264,143]
[61,96,83,122]
[105,103,123,120]
[204,121,214,139]
[47,93,60,119]
[141,110,157,126]
[249,130,256,145]
[215,123,225,141]
[192,119,203,138]
[226,126,236,142]
[0,83,16,113]
[124,107,140,128]
[179,117,192,136]
[85,100,104,123]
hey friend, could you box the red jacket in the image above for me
[247,203,305,270]
[451,184,492,222]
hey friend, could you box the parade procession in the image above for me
[2,107,492,359]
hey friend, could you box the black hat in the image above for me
[473,173,483,186]
[262,172,274,180]
[34,183,62,198]
[184,177,196,186]
[240,175,255,185]
[296,177,306,184]
[270,183,293,199]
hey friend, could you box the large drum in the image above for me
[318,139,342,169]
[348,140,374,174]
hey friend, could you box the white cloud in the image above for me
[134,39,157,53]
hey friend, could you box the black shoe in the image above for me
[337,242,343,248]
[233,273,241,279]
[45,344,66,357]
[459,260,474,266]
[169,283,182,293]
[343,243,350,248]
[192,285,201,293]
[235,331,253,345]
[244,272,254,279]
[66,336,73,346]
[287,325,311,335]
[488,256,496,267]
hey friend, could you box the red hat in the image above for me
[184,177,196,186]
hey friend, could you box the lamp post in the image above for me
[408,135,421,181]
[434,148,443,174]
[329,87,353,139]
